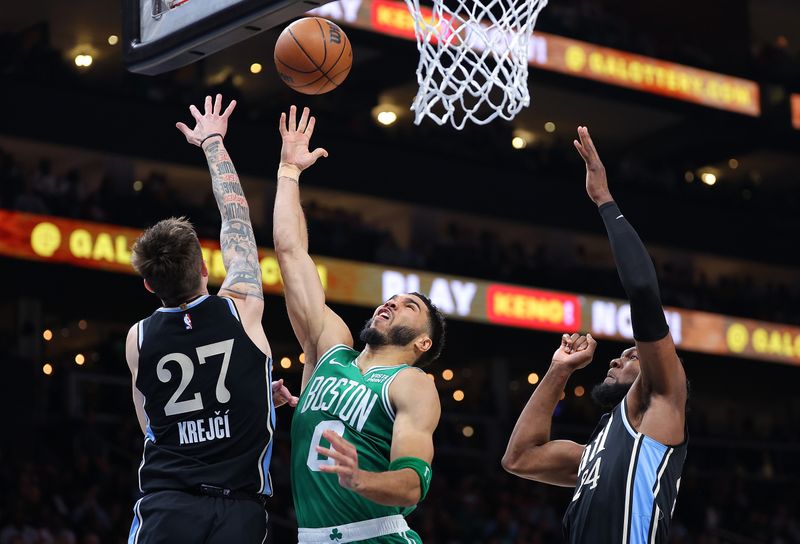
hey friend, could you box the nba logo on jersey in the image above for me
[183,313,193,330]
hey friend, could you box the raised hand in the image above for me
[573,126,612,206]
[316,430,362,491]
[271,379,299,408]
[552,333,597,371]
[176,94,237,147]
[279,105,328,171]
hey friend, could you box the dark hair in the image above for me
[410,292,446,368]
[131,217,203,306]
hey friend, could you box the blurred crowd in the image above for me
[2,147,799,326]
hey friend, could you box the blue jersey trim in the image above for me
[628,437,669,543]
[221,297,240,321]
[156,294,210,313]
[142,395,155,442]
[127,497,143,544]
[259,357,276,495]
[137,320,144,351]
[620,398,638,438]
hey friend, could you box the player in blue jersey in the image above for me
[503,127,689,544]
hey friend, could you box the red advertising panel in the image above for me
[486,284,581,332]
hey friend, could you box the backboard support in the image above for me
[123,0,336,75]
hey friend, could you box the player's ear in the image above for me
[200,260,209,278]
[414,335,432,355]
[143,279,155,294]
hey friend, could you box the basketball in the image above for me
[274,17,352,95]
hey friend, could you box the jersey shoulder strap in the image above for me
[363,363,420,422]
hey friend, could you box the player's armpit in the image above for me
[634,334,687,401]
[222,295,272,358]
[501,439,584,488]
[632,336,687,445]
[295,305,352,392]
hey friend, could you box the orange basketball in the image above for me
[274,17,352,95]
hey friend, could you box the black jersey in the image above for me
[135,295,275,496]
[563,398,687,544]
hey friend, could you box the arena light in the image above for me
[377,110,397,126]
[299,352,306,364]
[442,369,454,381]
[728,158,739,170]
[684,171,694,183]
[462,425,475,437]
[75,353,85,365]
[43,363,53,376]
[43,329,53,341]
[426,373,435,380]
[108,35,119,46]
[560,391,566,400]
[527,372,539,385]
[574,385,585,397]
[453,390,465,401]
[512,128,535,150]
[133,180,143,192]
[250,62,263,74]
[74,54,93,68]
[700,172,717,186]
[280,357,292,369]
[372,104,400,126]
[544,121,556,133]
[78,319,88,330]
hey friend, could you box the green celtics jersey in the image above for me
[291,344,419,529]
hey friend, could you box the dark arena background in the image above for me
[2,0,800,542]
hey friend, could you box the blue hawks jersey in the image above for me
[135,295,275,496]
[563,398,687,543]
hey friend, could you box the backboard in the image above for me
[123,0,336,75]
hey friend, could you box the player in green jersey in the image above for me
[273,105,446,544]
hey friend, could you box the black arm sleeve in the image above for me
[599,201,669,342]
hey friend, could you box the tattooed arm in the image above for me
[177,95,271,356]
[203,138,262,301]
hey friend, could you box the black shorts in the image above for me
[128,490,268,544]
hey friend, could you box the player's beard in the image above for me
[590,381,632,409]
[359,318,419,348]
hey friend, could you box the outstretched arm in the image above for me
[177,95,269,355]
[502,334,592,487]
[274,106,352,390]
[575,127,686,441]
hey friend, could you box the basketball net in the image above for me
[403,0,548,129]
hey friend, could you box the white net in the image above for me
[404,0,548,129]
